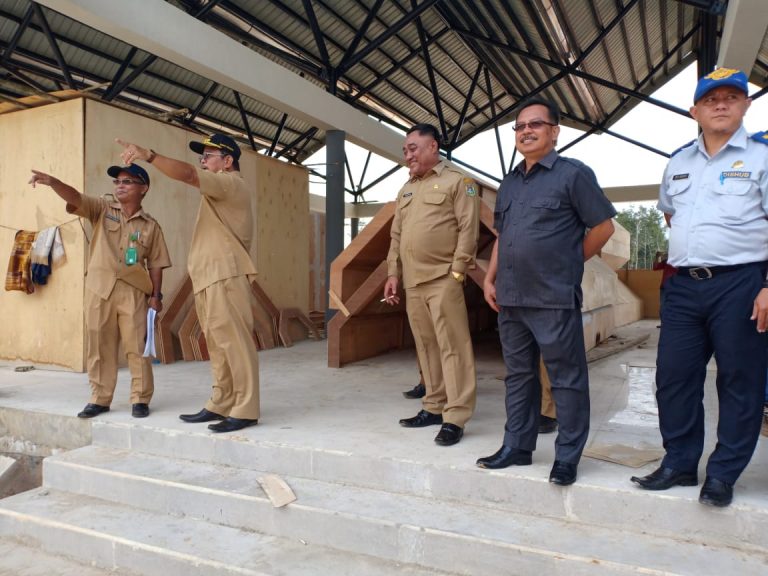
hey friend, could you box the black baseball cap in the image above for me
[107,164,150,186]
[189,133,241,160]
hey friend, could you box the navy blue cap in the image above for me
[189,133,241,160]
[694,68,748,103]
[107,164,150,186]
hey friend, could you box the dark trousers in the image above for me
[657,264,768,484]
[497,306,590,464]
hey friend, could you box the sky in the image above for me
[305,63,768,210]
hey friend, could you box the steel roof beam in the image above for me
[2,3,34,64]
[233,90,257,151]
[36,0,405,162]
[412,0,446,141]
[185,81,218,125]
[268,113,288,156]
[301,0,332,80]
[336,0,443,75]
[449,62,482,148]
[32,3,76,89]
[337,0,385,72]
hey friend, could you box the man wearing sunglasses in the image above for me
[116,134,260,434]
[29,164,171,420]
[477,98,616,485]
[631,69,768,507]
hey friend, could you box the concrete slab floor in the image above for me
[0,319,766,509]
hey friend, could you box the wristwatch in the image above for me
[151,292,163,301]
[451,271,465,283]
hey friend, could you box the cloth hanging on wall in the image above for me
[30,226,66,285]
[5,230,37,293]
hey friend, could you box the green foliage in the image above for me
[615,205,668,270]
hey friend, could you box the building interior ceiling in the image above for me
[1,0,766,193]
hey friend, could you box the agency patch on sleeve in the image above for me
[464,178,477,196]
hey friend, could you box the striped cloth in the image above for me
[5,230,37,293]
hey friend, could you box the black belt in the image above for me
[677,262,765,280]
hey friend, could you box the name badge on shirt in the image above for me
[719,170,751,184]
[105,214,120,223]
[672,173,689,181]
[402,192,412,199]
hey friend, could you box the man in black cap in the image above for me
[29,164,171,419]
[116,134,261,433]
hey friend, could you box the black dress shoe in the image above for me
[699,476,733,507]
[77,403,110,419]
[434,423,463,446]
[131,403,150,418]
[538,415,558,434]
[476,446,532,469]
[399,409,442,428]
[630,466,698,491]
[403,383,426,399]
[549,460,577,486]
[208,417,258,433]
[179,408,225,423]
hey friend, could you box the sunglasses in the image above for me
[112,178,145,185]
[512,120,556,132]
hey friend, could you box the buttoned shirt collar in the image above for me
[695,125,748,158]
[108,201,149,222]
[512,149,558,176]
[409,159,445,182]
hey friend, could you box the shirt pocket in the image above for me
[423,192,446,205]
[713,179,755,220]
[529,197,561,230]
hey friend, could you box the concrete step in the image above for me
[0,535,138,575]
[38,445,768,576]
[92,421,768,554]
[0,488,457,576]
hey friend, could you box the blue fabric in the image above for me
[656,263,768,483]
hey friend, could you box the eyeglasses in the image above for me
[199,152,227,161]
[112,178,144,185]
[512,120,556,132]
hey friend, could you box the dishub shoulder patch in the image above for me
[670,139,696,157]
[749,131,768,145]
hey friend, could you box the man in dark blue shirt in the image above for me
[477,98,616,485]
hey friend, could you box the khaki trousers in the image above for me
[85,281,153,405]
[195,275,260,420]
[540,358,556,419]
[406,275,476,427]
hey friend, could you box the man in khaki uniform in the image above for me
[29,164,170,419]
[384,123,479,446]
[116,134,260,434]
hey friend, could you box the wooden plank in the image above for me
[156,275,193,364]
[278,307,321,347]
[178,306,198,361]
[328,289,350,317]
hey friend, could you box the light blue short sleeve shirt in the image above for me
[657,126,768,267]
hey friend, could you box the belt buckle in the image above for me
[689,267,713,280]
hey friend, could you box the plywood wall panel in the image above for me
[0,99,86,370]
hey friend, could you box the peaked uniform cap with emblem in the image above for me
[189,133,242,160]
[693,68,748,103]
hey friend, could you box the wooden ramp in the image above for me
[327,199,498,367]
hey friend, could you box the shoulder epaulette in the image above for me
[670,139,696,157]
[750,130,768,144]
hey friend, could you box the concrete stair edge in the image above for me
[0,488,460,576]
[38,445,768,576]
[91,422,768,553]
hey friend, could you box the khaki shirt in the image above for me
[188,167,257,294]
[68,195,171,299]
[387,161,479,289]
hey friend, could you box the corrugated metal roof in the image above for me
[1,0,765,181]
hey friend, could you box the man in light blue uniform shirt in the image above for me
[631,69,768,507]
